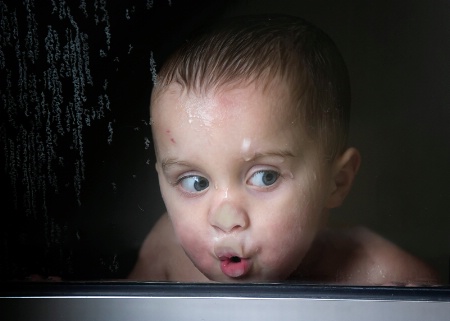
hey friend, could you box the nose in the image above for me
[209,202,249,233]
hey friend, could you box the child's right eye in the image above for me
[179,175,210,193]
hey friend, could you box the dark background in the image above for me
[1,0,449,282]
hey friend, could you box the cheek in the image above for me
[263,205,312,254]
[168,205,209,256]
[256,188,322,263]
[176,227,199,255]
[172,219,216,274]
[261,214,316,278]
[266,183,321,231]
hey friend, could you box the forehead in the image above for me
[150,81,317,162]
[151,79,294,122]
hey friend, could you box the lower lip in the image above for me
[220,258,251,278]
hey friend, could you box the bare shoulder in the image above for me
[300,226,440,286]
[345,226,439,285]
[128,213,209,282]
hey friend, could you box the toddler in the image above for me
[129,15,439,285]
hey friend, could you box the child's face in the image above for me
[151,81,337,282]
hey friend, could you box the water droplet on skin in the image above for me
[240,139,253,161]
[241,138,251,152]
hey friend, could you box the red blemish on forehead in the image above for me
[165,129,176,144]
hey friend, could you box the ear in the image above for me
[326,147,361,209]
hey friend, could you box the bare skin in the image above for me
[128,213,440,285]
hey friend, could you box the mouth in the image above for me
[219,255,251,278]
[230,256,241,263]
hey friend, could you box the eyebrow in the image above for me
[161,158,190,172]
[161,150,296,172]
[246,150,296,162]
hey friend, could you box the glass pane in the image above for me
[0,0,448,287]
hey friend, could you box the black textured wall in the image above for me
[0,0,232,280]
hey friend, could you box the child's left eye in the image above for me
[247,170,280,187]
[179,175,210,193]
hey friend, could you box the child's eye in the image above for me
[179,175,210,193]
[247,170,279,187]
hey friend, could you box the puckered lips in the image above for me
[214,239,253,278]
[218,254,252,278]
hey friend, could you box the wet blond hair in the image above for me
[152,15,351,161]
